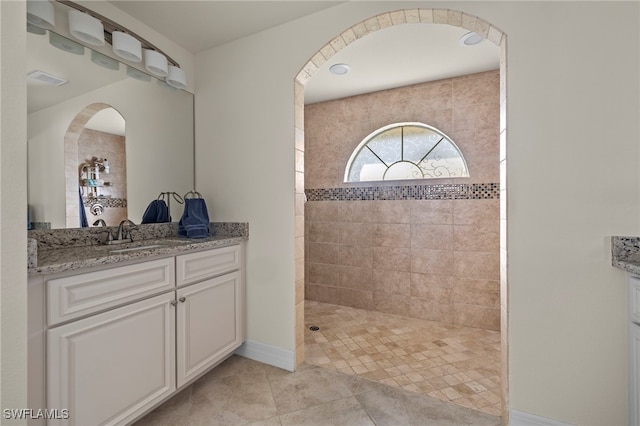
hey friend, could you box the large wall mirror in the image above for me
[27,3,194,229]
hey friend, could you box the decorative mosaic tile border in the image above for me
[83,197,127,208]
[305,183,499,202]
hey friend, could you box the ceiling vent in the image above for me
[27,70,69,86]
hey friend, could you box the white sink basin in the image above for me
[109,244,162,254]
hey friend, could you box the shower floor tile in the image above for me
[305,300,502,416]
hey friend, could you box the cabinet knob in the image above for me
[170,300,177,306]
[179,297,186,303]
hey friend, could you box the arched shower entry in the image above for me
[292,8,508,420]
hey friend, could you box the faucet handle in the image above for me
[101,229,114,243]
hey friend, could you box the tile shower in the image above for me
[303,69,501,416]
[304,70,500,330]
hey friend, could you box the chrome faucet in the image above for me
[93,219,107,227]
[116,219,138,241]
[104,219,138,245]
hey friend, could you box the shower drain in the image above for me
[309,326,320,331]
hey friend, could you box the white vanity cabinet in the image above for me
[29,243,245,426]
[629,276,640,426]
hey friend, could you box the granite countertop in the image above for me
[611,236,640,276]
[28,222,248,276]
[29,235,246,276]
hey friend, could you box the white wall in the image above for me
[1,0,28,419]
[28,78,194,228]
[195,2,639,425]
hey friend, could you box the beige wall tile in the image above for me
[295,278,304,304]
[337,288,373,310]
[452,72,499,107]
[295,194,305,216]
[308,242,340,265]
[373,200,411,223]
[410,273,454,299]
[305,201,340,222]
[372,269,410,295]
[411,224,453,250]
[296,301,305,345]
[373,223,410,247]
[373,291,410,316]
[373,246,410,271]
[453,304,500,330]
[338,245,373,268]
[410,298,453,323]
[411,249,453,275]
[453,225,499,253]
[411,200,452,225]
[453,101,500,133]
[307,262,339,286]
[304,71,500,331]
[295,149,304,173]
[295,171,304,194]
[339,266,373,290]
[295,257,304,281]
[306,284,338,304]
[339,222,373,245]
[452,284,499,309]
[338,201,374,223]
[295,237,305,260]
[453,251,499,281]
[452,199,499,226]
[295,215,304,238]
[307,221,340,243]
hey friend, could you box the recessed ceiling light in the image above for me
[459,32,485,46]
[329,63,351,75]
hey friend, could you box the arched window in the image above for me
[344,122,469,183]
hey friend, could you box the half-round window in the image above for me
[344,122,470,182]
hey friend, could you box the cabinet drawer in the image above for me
[48,258,175,326]
[176,245,241,286]
[631,276,640,324]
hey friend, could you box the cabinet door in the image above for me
[631,322,640,426]
[630,276,640,325]
[47,293,175,426]
[176,271,243,387]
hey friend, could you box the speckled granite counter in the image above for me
[611,236,640,276]
[28,222,248,276]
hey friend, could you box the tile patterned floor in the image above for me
[135,354,501,426]
[304,301,502,417]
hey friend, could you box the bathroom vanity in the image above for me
[28,224,247,425]
[611,237,640,426]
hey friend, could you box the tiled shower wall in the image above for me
[304,70,500,331]
[77,128,127,226]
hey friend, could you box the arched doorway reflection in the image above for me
[64,103,127,228]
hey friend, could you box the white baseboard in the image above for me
[510,409,574,426]
[234,339,295,372]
